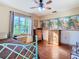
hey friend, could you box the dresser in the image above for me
[33,28,43,41]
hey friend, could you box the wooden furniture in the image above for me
[48,30,59,45]
[33,28,43,41]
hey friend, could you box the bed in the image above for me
[0,36,38,59]
[71,42,79,59]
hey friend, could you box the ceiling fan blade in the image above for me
[46,7,52,10]
[30,6,38,9]
[34,0,38,4]
[52,11,56,13]
[46,0,52,4]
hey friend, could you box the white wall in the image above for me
[0,4,31,39]
[61,31,79,46]
[41,7,79,46]
[43,30,48,41]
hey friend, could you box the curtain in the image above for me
[8,11,14,38]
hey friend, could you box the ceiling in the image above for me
[0,0,79,16]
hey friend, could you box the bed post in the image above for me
[35,35,38,59]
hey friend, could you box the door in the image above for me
[36,28,43,41]
[48,30,59,45]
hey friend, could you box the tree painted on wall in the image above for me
[48,21,53,28]
[42,15,79,30]
[57,19,62,29]
[68,19,75,29]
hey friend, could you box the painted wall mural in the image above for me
[42,15,79,30]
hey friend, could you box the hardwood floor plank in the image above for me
[38,41,71,59]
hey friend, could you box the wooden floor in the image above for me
[38,41,71,59]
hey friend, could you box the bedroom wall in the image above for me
[42,30,49,41]
[32,15,42,29]
[42,7,79,20]
[61,31,79,46]
[0,4,32,39]
[41,7,79,46]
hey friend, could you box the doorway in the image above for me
[48,30,60,45]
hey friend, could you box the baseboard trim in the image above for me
[60,43,72,47]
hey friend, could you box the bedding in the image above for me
[0,43,36,59]
[71,42,79,59]
[0,35,38,59]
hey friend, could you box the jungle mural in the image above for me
[42,15,79,30]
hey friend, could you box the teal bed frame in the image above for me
[0,35,38,59]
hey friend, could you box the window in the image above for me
[13,15,32,36]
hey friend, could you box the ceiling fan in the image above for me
[30,0,53,10]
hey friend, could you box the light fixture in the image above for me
[38,7,45,12]
[30,0,53,12]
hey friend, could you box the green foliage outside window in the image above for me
[13,16,32,35]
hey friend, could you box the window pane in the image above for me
[25,19,29,33]
[20,17,25,26]
[13,15,32,35]
[14,16,19,26]
[13,16,20,35]
[25,17,32,34]
[20,17,25,34]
